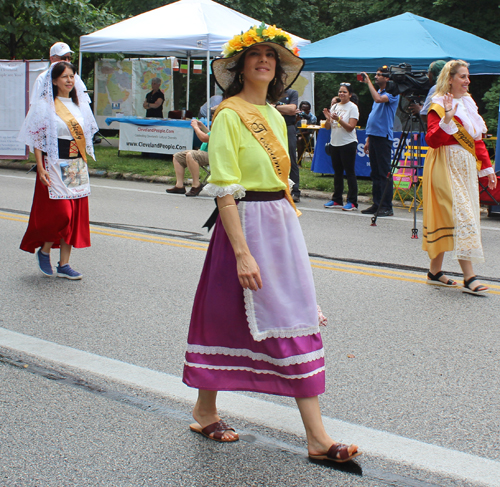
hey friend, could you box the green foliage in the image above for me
[0,0,117,59]
[483,79,500,135]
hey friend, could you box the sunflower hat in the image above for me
[212,22,304,92]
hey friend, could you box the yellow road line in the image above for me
[310,258,428,280]
[89,226,209,249]
[311,261,500,293]
[90,229,209,251]
[3,210,498,293]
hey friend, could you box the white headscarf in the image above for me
[18,62,98,167]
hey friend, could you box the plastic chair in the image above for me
[393,145,428,210]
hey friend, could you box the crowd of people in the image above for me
[16,33,498,469]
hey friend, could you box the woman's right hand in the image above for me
[322,108,332,121]
[236,252,262,291]
[38,168,51,187]
[443,93,457,123]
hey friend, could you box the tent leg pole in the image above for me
[186,55,190,111]
[78,52,83,78]
[495,93,500,165]
[206,50,210,123]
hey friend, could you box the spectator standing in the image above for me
[274,88,301,202]
[408,60,446,124]
[323,83,360,211]
[31,42,90,105]
[143,78,165,118]
[360,67,399,217]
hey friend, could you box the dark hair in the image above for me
[339,83,359,105]
[223,47,286,103]
[377,65,390,77]
[299,101,311,110]
[52,62,78,105]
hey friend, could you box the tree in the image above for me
[0,0,117,59]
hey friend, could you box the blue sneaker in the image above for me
[56,263,82,280]
[324,200,343,209]
[342,202,358,211]
[36,249,53,276]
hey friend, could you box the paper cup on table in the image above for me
[320,120,326,128]
[300,119,307,128]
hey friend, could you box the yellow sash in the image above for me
[213,97,300,216]
[55,98,87,162]
[429,103,481,170]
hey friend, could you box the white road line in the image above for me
[2,174,499,231]
[1,327,499,486]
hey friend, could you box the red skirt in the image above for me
[20,175,91,253]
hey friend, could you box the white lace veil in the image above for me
[18,62,98,167]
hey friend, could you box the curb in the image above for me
[0,161,372,203]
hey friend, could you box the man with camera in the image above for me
[359,67,399,216]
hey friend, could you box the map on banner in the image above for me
[94,58,173,129]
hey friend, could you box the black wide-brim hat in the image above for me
[212,40,305,93]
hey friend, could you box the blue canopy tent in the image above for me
[300,12,500,169]
[300,12,500,74]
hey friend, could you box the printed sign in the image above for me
[118,123,192,154]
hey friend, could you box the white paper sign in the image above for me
[0,61,28,157]
[118,123,192,154]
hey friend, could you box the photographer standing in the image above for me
[360,67,399,216]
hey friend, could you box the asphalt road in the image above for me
[1,168,500,487]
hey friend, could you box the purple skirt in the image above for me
[183,199,325,398]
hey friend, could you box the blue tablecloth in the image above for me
[105,117,196,128]
[311,129,425,177]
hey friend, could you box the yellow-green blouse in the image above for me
[207,103,289,194]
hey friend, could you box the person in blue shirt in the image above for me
[359,67,399,216]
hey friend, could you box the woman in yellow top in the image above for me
[182,24,360,463]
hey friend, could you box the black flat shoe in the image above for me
[427,271,459,287]
[361,204,378,214]
[377,208,393,217]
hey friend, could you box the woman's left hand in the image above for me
[487,172,498,190]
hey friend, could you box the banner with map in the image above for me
[94,58,173,129]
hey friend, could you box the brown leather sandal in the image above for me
[309,443,361,463]
[189,420,239,442]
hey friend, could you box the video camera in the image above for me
[385,63,431,100]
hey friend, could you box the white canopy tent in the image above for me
[79,0,309,115]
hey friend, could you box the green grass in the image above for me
[21,141,373,195]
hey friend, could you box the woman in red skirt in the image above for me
[19,61,98,279]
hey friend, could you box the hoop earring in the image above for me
[239,73,244,84]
